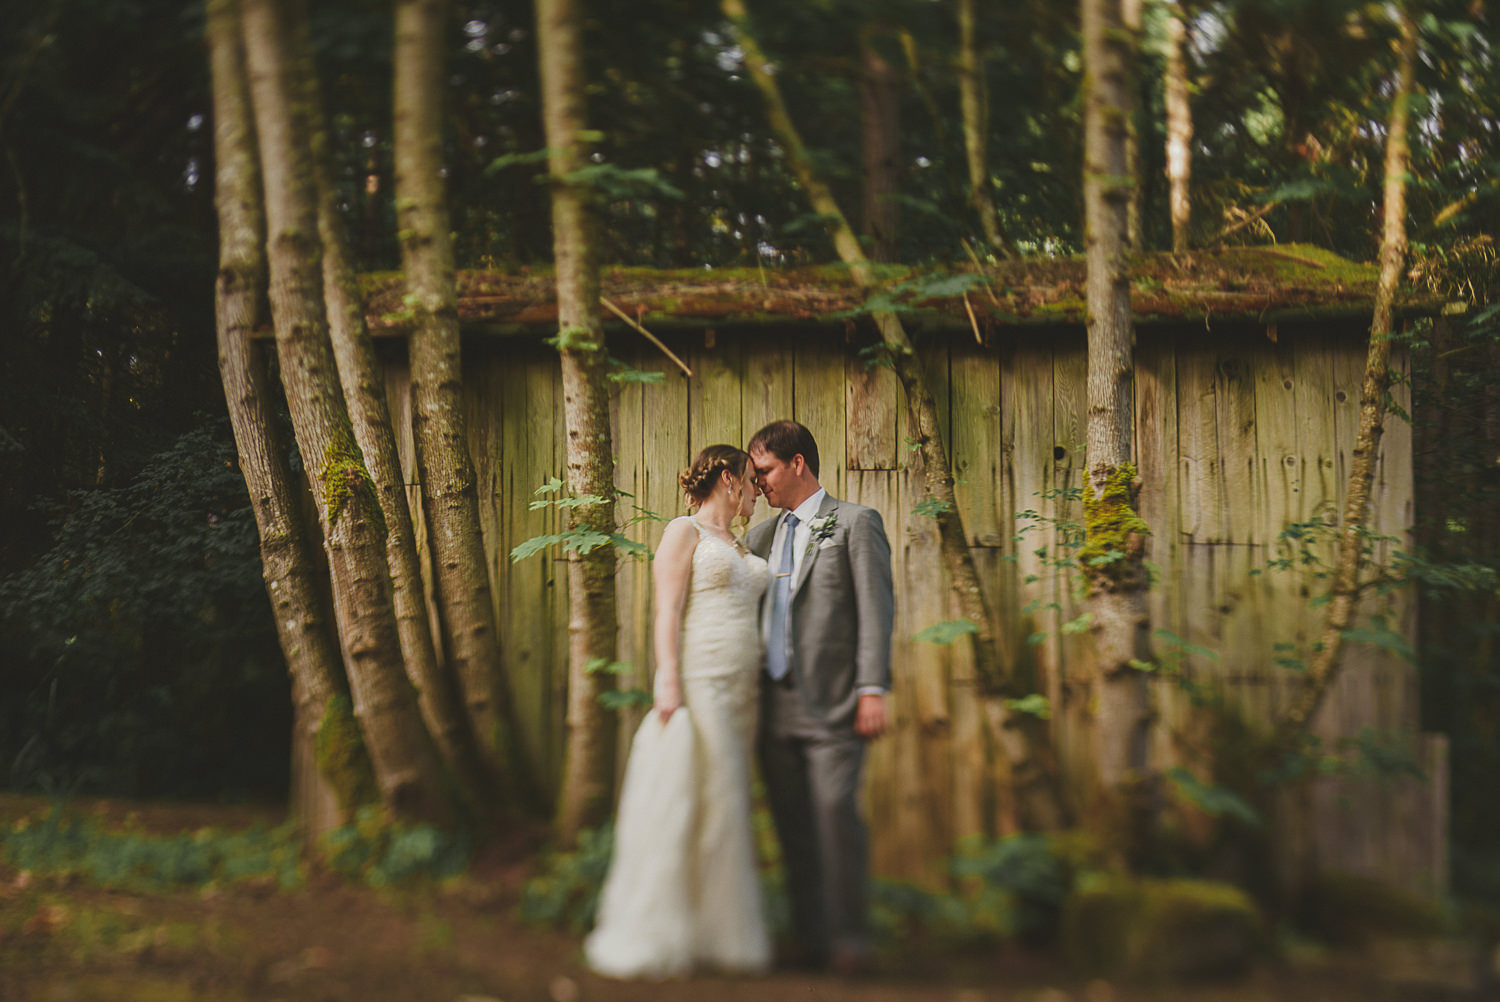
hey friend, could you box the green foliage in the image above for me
[912,618,979,645]
[318,805,472,887]
[519,823,616,933]
[1165,767,1261,828]
[873,833,1075,949]
[911,497,954,518]
[0,806,302,894]
[514,480,654,563]
[1004,693,1052,721]
[0,425,289,799]
[1062,875,1263,979]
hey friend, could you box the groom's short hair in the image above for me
[748,420,820,478]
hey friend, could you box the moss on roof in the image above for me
[360,245,1436,336]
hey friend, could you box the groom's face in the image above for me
[749,446,802,510]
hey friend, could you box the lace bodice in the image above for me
[677,516,768,680]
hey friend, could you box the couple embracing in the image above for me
[585,419,895,979]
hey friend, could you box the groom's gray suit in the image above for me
[748,491,894,960]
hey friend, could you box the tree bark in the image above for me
[1082,0,1151,801]
[956,0,1013,258]
[535,0,622,847]
[393,0,531,808]
[1121,0,1143,250]
[859,27,901,263]
[727,0,1066,830]
[1275,7,1417,743]
[1164,1,1193,254]
[207,0,349,840]
[286,5,497,813]
[242,0,452,826]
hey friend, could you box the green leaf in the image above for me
[511,533,566,562]
[598,688,653,711]
[1339,625,1416,664]
[913,619,980,645]
[1060,612,1093,635]
[610,533,652,558]
[1166,767,1261,827]
[1003,694,1051,720]
[1026,631,1048,647]
[1128,658,1156,673]
[534,477,565,496]
[483,148,558,175]
[584,658,633,676]
[1152,628,1221,661]
[912,498,954,518]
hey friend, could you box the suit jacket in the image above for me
[747,493,895,727]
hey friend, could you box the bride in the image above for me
[584,444,773,978]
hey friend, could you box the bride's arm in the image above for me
[651,517,697,723]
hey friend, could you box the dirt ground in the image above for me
[0,796,1423,1002]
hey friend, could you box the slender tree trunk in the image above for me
[1082,0,1151,806]
[1121,0,1143,249]
[859,26,900,263]
[1164,1,1193,254]
[535,0,622,846]
[727,0,1066,830]
[393,0,531,808]
[956,0,1013,258]
[207,0,350,840]
[242,0,452,826]
[1275,7,1417,743]
[285,6,497,812]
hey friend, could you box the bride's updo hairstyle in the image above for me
[679,444,751,510]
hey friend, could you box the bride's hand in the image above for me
[655,675,682,724]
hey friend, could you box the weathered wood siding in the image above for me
[384,318,1432,891]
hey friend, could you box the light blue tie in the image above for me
[766,513,798,681]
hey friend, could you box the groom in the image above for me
[746,419,894,975]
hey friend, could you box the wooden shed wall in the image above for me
[382,319,1438,891]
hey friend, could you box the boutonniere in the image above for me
[805,512,838,553]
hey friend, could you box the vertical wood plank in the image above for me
[792,334,848,498]
[688,333,744,456]
[846,352,900,471]
[1051,331,1090,792]
[742,330,796,535]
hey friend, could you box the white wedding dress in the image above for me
[584,516,773,979]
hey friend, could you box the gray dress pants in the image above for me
[758,674,869,958]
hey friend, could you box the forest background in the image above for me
[1,0,1498,983]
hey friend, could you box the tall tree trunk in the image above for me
[535,0,622,847]
[1121,0,1143,249]
[1275,6,1417,743]
[1081,0,1151,811]
[286,6,497,812]
[242,0,452,826]
[956,0,1014,258]
[859,26,900,263]
[1164,1,1193,254]
[726,0,1066,831]
[393,0,531,808]
[207,0,351,840]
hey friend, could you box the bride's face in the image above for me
[732,464,760,519]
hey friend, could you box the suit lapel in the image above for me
[790,493,839,599]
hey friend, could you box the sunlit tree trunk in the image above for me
[287,6,497,812]
[242,0,452,826]
[859,26,900,263]
[207,0,350,840]
[1082,0,1151,830]
[1164,1,1193,253]
[393,0,531,808]
[957,0,1014,258]
[535,0,621,846]
[727,0,1066,831]
[1275,6,1418,743]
